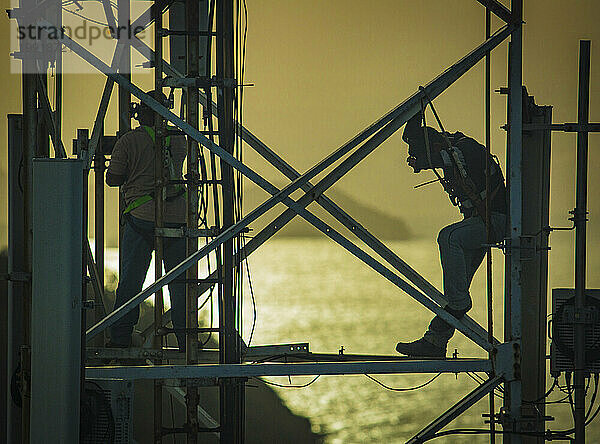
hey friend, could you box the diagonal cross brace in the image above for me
[407,375,504,443]
[48,19,516,346]
[84,109,492,349]
[238,123,499,346]
[63,21,515,348]
[475,0,512,23]
[86,104,494,349]
[129,25,513,346]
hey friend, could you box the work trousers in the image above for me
[424,212,506,347]
[110,215,187,348]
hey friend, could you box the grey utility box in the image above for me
[550,288,600,376]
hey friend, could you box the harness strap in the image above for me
[440,144,502,217]
[122,126,185,215]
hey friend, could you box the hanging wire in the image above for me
[256,375,321,389]
[364,373,442,392]
[62,7,109,26]
[242,235,257,353]
[421,428,574,442]
[523,377,559,404]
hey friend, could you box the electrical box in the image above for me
[550,288,600,376]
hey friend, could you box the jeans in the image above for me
[110,215,187,348]
[424,212,506,347]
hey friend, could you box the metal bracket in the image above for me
[519,235,536,261]
[248,343,310,356]
[495,341,520,381]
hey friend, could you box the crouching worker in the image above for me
[105,90,187,351]
[395,110,507,358]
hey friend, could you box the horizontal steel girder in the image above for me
[86,359,493,379]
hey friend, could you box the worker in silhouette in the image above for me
[106,90,187,351]
[395,110,507,358]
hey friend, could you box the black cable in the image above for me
[242,235,256,353]
[566,372,576,418]
[18,154,24,193]
[422,428,574,442]
[585,374,599,420]
[554,374,600,435]
[584,393,600,426]
[256,375,320,389]
[523,377,559,403]
[364,373,441,392]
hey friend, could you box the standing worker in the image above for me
[105,90,188,351]
[395,110,507,358]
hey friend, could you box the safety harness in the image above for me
[438,139,502,218]
[122,126,186,215]
[417,87,502,220]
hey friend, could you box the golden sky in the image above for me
[1,0,599,248]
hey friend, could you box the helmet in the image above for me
[403,113,444,173]
[133,89,169,124]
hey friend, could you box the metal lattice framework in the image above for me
[9,0,596,443]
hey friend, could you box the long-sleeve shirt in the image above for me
[107,126,187,223]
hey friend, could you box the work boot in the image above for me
[395,337,446,358]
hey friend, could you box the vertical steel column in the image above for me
[217,0,244,442]
[573,39,591,444]
[7,114,24,444]
[504,1,524,442]
[94,146,106,346]
[55,1,62,159]
[78,129,90,444]
[117,0,131,280]
[20,2,37,438]
[185,0,201,441]
[520,95,552,444]
[153,3,165,442]
[484,8,496,444]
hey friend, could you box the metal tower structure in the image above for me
[4,0,599,443]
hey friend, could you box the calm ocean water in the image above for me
[105,236,600,443]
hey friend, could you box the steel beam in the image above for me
[35,74,66,158]
[475,0,512,23]
[87,41,127,166]
[20,25,37,442]
[86,359,492,379]
[7,114,24,444]
[573,39,591,444]
[216,1,244,442]
[183,0,202,441]
[520,95,552,442]
[504,2,524,441]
